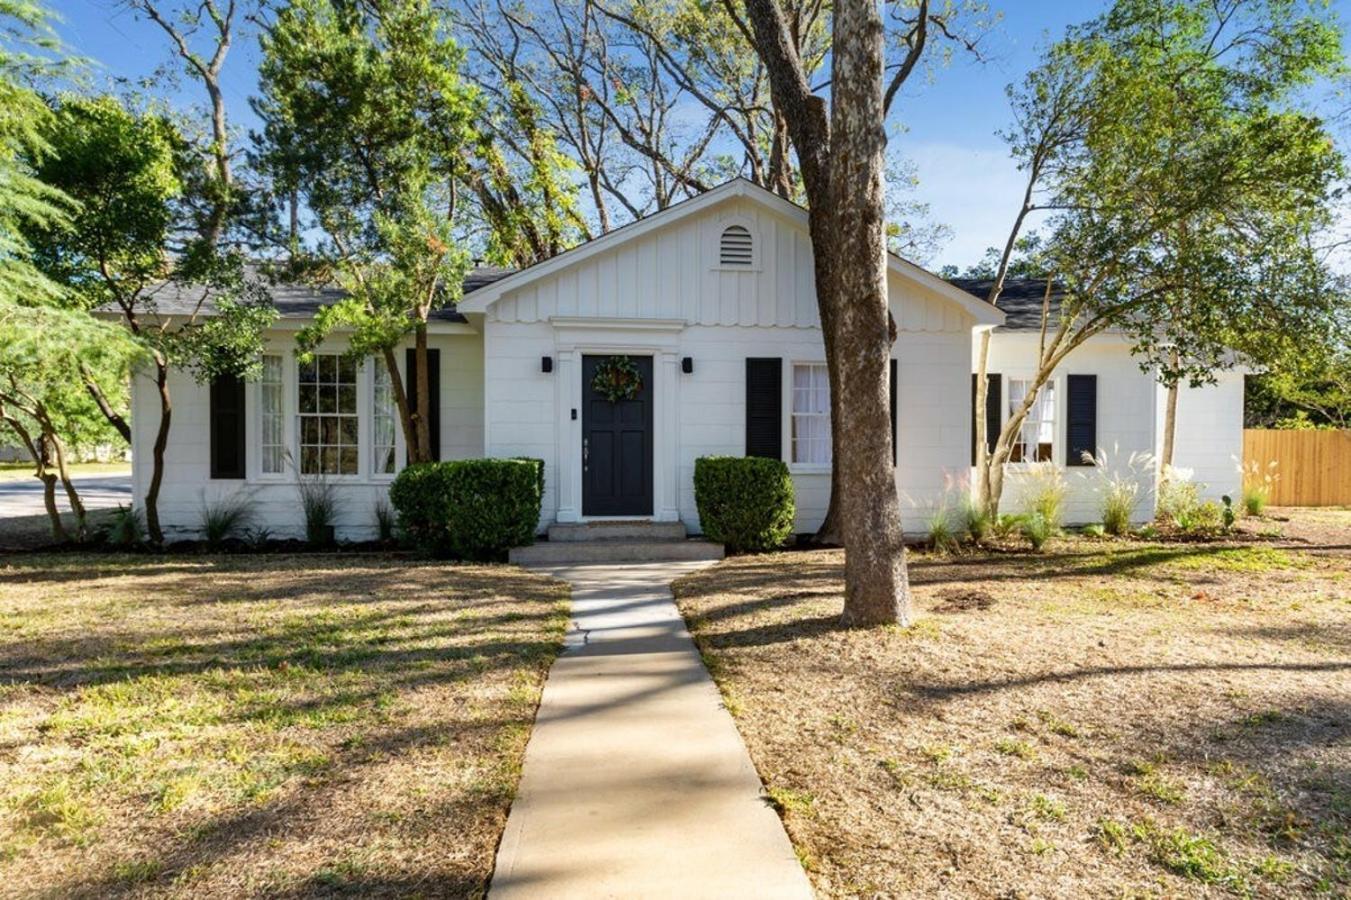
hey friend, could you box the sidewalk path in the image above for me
[489,562,813,900]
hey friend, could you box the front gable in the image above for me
[457,179,1003,332]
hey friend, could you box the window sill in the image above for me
[789,463,832,475]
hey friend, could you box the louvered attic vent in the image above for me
[719,225,753,266]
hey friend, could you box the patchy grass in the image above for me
[0,554,568,898]
[673,508,1351,898]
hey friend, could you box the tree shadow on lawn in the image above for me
[2,557,569,898]
[47,713,530,899]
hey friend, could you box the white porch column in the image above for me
[555,349,581,522]
[656,351,681,522]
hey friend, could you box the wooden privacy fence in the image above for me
[1243,429,1351,506]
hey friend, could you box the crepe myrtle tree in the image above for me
[253,0,477,463]
[25,95,275,544]
[0,302,136,541]
[972,0,1345,516]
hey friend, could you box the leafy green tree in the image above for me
[254,0,478,463]
[0,302,136,540]
[1247,340,1351,429]
[25,95,275,543]
[972,0,1346,514]
[0,0,70,305]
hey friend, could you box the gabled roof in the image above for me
[948,277,1066,332]
[456,178,1004,327]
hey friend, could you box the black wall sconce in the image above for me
[681,356,694,374]
[541,356,553,373]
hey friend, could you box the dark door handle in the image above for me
[582,437,589,472]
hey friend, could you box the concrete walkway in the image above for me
[489,562,813,900]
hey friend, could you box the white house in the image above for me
[119,178,1243,541]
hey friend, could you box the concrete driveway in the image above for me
[0,474,132,520]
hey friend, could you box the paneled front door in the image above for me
[582,354,654,516]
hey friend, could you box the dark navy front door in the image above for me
[582,355,654,517]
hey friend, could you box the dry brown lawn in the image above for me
[674,508,1351,898]
[0,554,568,898]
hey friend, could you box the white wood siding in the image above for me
[488,197,970,333]
[128,330,483,540]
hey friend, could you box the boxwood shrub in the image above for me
[389,458,543,560]
[693,456,795,553]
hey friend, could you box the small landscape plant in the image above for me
[374,499,396,543]
[1017,461,1067,532]
[1083,445,1152,536]
[1020,511,1053,551]
[103,504,145,547]
[1238,458,1278,516]
[693,456,795,553]
[296,473,340,546]
[199,492,254,548]
[1157,466,1206,532]
[389,458,543,560]
[961,495,991,543]
[925,505,960,554]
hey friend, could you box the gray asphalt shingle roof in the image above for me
[118,266,516,323]
[947,277,1065,331]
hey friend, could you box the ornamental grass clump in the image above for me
[296,473,340,547]
[199,492,255,548]
[1238,458,1278,516]
[1083,446,1153,536]
[1018,461,1068,533]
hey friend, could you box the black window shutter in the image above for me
[889,359,898,466]
[970,372,1001,465]
[209,374,246,479]
[745,358,782,459]
[405,347,442,462]
[1066,374,1097,466]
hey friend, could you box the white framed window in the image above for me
[260,354,285,474]
[1009,378,1056,463]
[791,363,831,465]
[298,353,359,475]
[372,360,398,476]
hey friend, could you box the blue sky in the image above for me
[46,0,1350,269]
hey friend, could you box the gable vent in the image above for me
[719,225,753,266]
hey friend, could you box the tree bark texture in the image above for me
[743,0,911,625]
[146,356,172,544]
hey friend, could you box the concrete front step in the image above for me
[509,538,723,565]
[547,520,687,542]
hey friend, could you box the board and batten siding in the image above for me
[486,197,972,334]
[482,195,979,535]
[128,329,484,541]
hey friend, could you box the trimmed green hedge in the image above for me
[693,456,796,553]
[389,458,543,560]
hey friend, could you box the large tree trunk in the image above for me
[825,0,910,626]
[743,0,911,625]
[145,357,172,544]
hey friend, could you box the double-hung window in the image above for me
[791,363,831,465]
[372,361,398,475]
[298,354,358,475]
[1008,378,1056,463]
[260,354,285,474]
